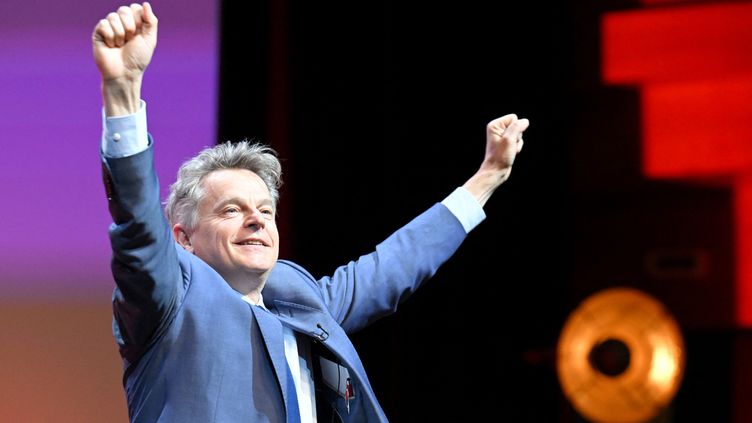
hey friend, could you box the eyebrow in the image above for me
[214,197,274,212]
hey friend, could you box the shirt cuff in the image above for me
[441,187,486,233]
[101,100,149,158]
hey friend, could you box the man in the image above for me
[94,3,529,422]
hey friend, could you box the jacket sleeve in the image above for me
[311,203,467,333]
[102,141,183,364]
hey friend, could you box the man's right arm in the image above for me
[95,3,180,363]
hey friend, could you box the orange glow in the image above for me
[557,287,685,423]
[0,303,126,421]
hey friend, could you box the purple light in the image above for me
[0,1,217,300]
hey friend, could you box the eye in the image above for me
[260,208,274,217]
[224,207,240,215]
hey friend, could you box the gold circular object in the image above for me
[556,287,685,423]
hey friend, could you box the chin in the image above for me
[242,263,274,275]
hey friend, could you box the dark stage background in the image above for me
[2,0,746,421]
[218,0,744,421]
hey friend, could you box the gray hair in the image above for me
[165,140,282,229]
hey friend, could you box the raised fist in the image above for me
[92,2,158,81]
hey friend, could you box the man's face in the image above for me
[182,168,279,284]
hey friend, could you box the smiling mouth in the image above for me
[235,240,267,247]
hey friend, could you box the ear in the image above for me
[173,223,194,253]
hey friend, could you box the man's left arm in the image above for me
[313,114,530,333]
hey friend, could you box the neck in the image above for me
[242,289,264,305]
[226,274,267,305]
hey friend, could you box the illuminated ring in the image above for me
[556,287,685,423]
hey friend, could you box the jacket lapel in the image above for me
[250,304,294,415]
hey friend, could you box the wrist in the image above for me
[462,167,510,207]
[102,76,143,117]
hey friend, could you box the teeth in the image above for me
[241,241,263,246]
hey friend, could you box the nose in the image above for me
[244,208,266,231]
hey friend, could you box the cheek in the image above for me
[269,222,280,242]
[194,228,228,255]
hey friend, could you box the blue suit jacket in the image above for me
[102,144,467,422]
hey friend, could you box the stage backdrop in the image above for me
[0,1,217,420]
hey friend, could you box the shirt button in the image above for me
[112,132,121,142]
